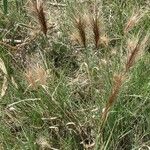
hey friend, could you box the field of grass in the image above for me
[0,0,150,149]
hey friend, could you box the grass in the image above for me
[0,0,150,149]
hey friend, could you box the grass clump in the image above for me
[0,0,150,149]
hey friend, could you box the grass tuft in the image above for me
[0,0,149,149]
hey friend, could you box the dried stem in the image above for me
[0,41,17,51]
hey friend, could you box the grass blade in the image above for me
[3,0,8,14]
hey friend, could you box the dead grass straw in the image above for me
[0,41,17,51]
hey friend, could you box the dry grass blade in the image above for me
[0,58,8,99]
[0,57,7,75]
[31,0,47,35]
[1,76,8,99]
[0,41,17,51]
[49,2,66,7]
[11,76,18,89]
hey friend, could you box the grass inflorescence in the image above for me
[0,0,150,149]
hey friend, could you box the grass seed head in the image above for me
[70,32,83,46]
[25,63,48,90]
[30,0,48,35]
[91,15,100,49]
[101,73,125,124]
[125,41,140,72]
[124,10,146,34]
[74,15,86,47]
[127,37,139,52]
[125,34,149,72]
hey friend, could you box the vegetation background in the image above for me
[0,0,150,149]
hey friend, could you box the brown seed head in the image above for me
[91,15,100,49]
[25,63,48,89]
[74,15,86,47]
[101,73,125,122]
[124,10,146,34]
[30,0,48,35]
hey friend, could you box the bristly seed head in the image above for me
[74,15,86,48]
[25,63,48,90]
[124,10,146,34]
[91,15,100,49]
[125,34,149,72]
[30,0,48,35]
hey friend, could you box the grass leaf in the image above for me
[0,76,8,99]
[3,0,8,14]
[0,58,7,75]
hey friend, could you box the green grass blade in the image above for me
[3,0,8,14]
[15,0,19,11]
